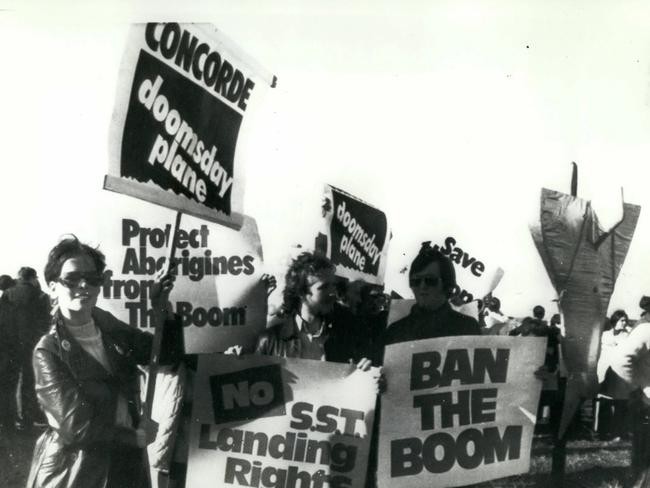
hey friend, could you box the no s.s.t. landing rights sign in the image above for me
[107,23,276,229]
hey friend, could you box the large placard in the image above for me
[379,336,545,488]
[107,22,275,228]
[186,355,379,488]
[94,203,267,354]
[319,184,390,285]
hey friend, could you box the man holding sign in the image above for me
[377,242,546,487]
[379,335,545,488]
[255,252,361,363]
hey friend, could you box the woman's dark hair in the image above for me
[409,241,456,298]
[280,252,335,315]
[44,236,106,284]
[607,309,628,330]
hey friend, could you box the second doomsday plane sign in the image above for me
[318,185,390,285]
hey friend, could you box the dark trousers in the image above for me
[598,397,629,439]
[629,394,650,487]
[17,345,44,424]
[108,446,149,488]
[0,347,20,426]
[0,343,43,427]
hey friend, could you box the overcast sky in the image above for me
[2,1,650,317]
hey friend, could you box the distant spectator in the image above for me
[533,305,547,325]
[549,313,562,334]
[639,295,650,322]
[480,295,510,335]
[595,310,632,441]
[0,274,15,296]
[0,274,17,432]
[0,266,50,431]
[610,300,650,484]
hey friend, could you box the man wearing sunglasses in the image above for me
[382,241,480,347]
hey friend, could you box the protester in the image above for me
[595,310,632,441]
[599,310,632,375]
[254,251,361,362]
[549,313,562,335]
[639,295,650,323]
[610,300,650,487]
[0,266,50,431]
[371,243,481,488]
[27,236,179,488]
[382,241,480,348]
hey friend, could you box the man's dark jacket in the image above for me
[382,302,480,347]
[255,304,357,363]
[2,280,50,349]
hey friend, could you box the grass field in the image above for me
[0,426,633,488]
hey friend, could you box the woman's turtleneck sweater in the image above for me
[65,319,132,427]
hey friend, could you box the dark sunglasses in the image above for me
[409,276,440,288]
[57,272,104,288]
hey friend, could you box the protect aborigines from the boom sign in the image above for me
[102,219,256,328]
[391,348,523,477]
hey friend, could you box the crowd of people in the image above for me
[1,236,650,488]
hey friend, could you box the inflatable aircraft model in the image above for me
[529,165,641,437]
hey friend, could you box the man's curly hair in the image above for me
[280,252,335,315]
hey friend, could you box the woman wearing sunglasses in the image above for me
[382,241,480,347]
[27,236,176,488]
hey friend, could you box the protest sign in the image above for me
[107,22,275,228]
[318,184,390,285]
[94,201,267,353]
[413,235,503,304]
[379,336,545,488]
[186,354,378,488]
